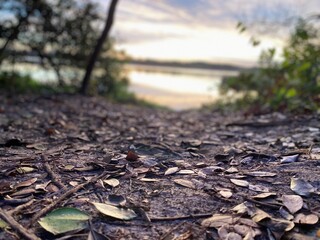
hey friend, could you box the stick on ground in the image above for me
[28,171,108,227]
[0,208,40,240]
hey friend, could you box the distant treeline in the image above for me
[127,59,247,72]
[9,49,247,72]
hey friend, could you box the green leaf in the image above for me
[91,202,137,220]
[38,207,89,235]
[0,219,8,229]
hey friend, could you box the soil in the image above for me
[0,94,320,240]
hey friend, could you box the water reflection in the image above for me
[126,65,238,110]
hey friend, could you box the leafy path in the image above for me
[0,94,320,239]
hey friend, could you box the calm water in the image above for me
[1,63,238,110]
[126,64,238,110]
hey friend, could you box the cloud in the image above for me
[97,0,320,62]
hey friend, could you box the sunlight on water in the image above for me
[127,66,238,110]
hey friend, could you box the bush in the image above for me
[220,18,320,112]
[0,71,75,94]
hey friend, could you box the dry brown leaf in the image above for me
[230,179,249,187]
[219,189,233,199]
[245,171,276,177]
[103,178,120,187]
[173,179,196,189]
[282,195,303,214]
[248,184,270,192]
[252,192,277,199]
[225,167,239,173]
[290,178,315,196]
[14,177,37,189]
[177,169,194,175]
[201,214,240,228]
[164,167,179,175]
[294,213,319,225]
[252,208,271,222]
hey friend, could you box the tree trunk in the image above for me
[80,0,119,95]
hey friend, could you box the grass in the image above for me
[0,71,166,109]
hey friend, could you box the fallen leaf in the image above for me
[64,165,75,171]
[173,179,196,189]
[10,188,36,197]
[139,178,160,182]
[14,177,37,189]
[201,214,240,228]
[281,154,299,164]
[177,169,194,175]
[200,166,224,175]
[290,178,315,196]
[225,167,238,173]
[282,195,303,214]
[91,202,137,220]
[294,213,319,225]
[279,206,294,220]
[0,219,8,229]
[249,184,270,192]
[35,181,51,191]
[232,203,249,214]
[219,189,233,199]
[38,207,89,235]
[69,181,79,187]
[245,171,276,177]
[164,167,179,175]
[16,167,36,174]
[103,178,119,188]
[252,193,277,199]
[252,208,271,222]
[262,218,295,239]
[230,179,249,187]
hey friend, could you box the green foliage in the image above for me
[220,18,320,112]
[0,71,45,93]
[0,71,74,93]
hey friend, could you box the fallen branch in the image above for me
[0,208,40,240]
[28,171,108,227]
[42,155,67,190]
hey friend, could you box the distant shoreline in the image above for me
[124,59,248,72]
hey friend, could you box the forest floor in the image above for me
[1,94,320,240]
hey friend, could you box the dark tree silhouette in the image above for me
[0,0,41,65]
[80,0,119,95]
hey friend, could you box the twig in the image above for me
[28,171,108,227]
[0,208,40,240]
[160,221,185,240]
[9,199,36,216]
[149,212,213,222]
[42,155,67,190]
[308,143,314,156]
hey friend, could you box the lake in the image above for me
[126,64,238,110]
[1,63,239,110]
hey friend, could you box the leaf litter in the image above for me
[1,95,320,239]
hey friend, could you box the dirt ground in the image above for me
[0,94,320,240]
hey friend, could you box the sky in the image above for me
[97,0,319,65]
